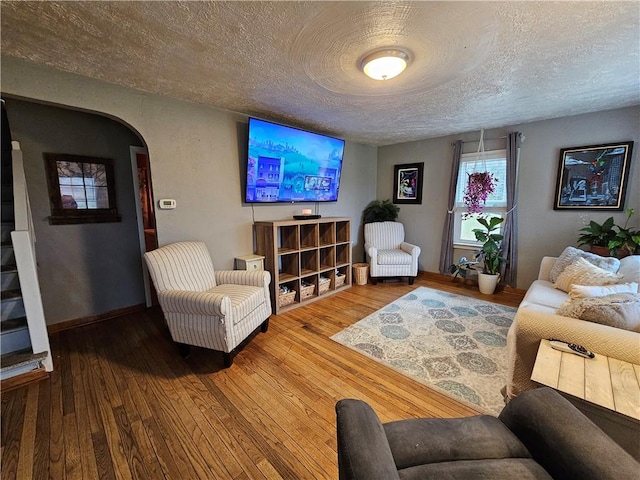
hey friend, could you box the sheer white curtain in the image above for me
[439,140,462,274]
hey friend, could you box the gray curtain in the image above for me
[439,140,462,274]
[502,132,521,286]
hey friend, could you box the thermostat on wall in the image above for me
[158,199,176,209]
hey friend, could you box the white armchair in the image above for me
[144,241,272,367]
[364,221,421,285]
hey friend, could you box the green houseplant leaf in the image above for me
[607,209,639,256]
[473,216,506,275]
[577,217,616,248]
[362,199,400,224]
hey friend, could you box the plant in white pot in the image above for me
[473,216,506,294]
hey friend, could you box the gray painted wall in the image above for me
[1,58,378,325]
[2,56,637,312]
[378,106,640,288]
[4,98,146,324]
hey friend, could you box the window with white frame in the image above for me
[453,149,507,246]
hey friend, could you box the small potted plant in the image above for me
[577,217,617,256]
[608,209,640,258]
[448,256,479,280]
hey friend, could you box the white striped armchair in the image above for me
[144,242,272,367]
[364,222,421,285]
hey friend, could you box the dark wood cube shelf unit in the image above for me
[254,217,352,313]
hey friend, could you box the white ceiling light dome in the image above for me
[361,48,411,80]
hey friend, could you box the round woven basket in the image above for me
[352,263,369,285]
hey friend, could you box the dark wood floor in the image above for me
[1,274,524,480]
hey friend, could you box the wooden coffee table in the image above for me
[531,339,640,459]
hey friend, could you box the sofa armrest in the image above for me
[336,399,400,480]
[215,270,271,288]
[538,256,557,281]
[506,308,640,399]
[158,290,230,317]
[400,242,421,258]
[499,387,639,479]
[364,243,377,258]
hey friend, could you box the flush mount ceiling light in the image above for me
[361,48,411,80]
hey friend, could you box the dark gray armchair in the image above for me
[336,387,638,479]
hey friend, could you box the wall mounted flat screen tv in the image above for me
[245,118,345,203]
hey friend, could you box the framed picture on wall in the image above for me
[393,162,424,204]
[553,141,633,210]
[44,153,121,224]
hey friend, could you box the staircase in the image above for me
[1,139,52,388]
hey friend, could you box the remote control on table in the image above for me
[549,340,595,359]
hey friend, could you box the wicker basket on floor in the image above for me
[300,283,315,300]
[319,277,331,294]
[278,290,296,307]
[353,263,369,285]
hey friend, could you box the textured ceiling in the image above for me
[1,1,639,146]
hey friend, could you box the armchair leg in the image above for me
[371,277,377,285]
[409,277,415,285]
[261,318,270,333]
[178,343,191,359]
[223,352,234,368]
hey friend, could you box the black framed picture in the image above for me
[393,162,424,204]
[553,141,633,210]
[44,153,121,224]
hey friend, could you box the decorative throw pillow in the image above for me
[569,282,639,299]
[549,246,620,284]
[554,257,623,293]
[617,255,640,284]
[557,293,640,332]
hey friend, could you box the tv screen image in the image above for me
[245,118,345,203]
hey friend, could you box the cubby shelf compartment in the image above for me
[335,243,350,266]
[319,246,335,271]
[336,221,350,243]
[277,225,299,253]
[300,249,319,276]
[278,252,299,280]
[319,222,335,246]
[254,217,352,314]
[300,223,319,249]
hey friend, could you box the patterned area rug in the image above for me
[331,286,517,415]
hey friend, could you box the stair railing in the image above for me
[10,141,53,371]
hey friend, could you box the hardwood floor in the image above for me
[1,274,524,480]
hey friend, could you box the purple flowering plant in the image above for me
[463,171,497,218]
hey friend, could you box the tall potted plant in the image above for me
[473,216,506,294]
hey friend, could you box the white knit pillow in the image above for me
[557,293,640,332]
[569,282,639,299]
[549,246,620,283]
[554,257,623,293]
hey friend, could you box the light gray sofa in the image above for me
[506,254,640,400]
[336,387,638,479]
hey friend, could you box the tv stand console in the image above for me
[254,217,352,314]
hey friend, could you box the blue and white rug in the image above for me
[331,286,517,415]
